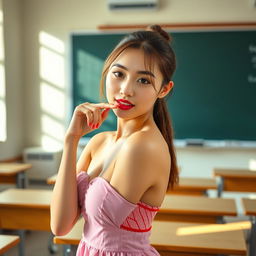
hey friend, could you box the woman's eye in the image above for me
[138,78,150,85]
[113,71,123,78]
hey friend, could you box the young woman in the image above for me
[50,24,178,255]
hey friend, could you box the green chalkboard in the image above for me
[71,30,256,141]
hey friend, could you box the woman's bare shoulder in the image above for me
[88,131,115,152]
[119,130,170,177]
[127,130,169,152]
[111,130,170,204]
[126,130,170,178]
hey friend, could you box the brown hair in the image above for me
[100,24,179,189]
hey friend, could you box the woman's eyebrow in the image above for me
[112,63,128,70]
[137,70,155,78]
[112,63,155,78]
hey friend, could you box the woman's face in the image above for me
[106,48,164,120]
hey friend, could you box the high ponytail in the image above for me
[153,98,178,189]
[100,24,179,189]
[147,24,179,189]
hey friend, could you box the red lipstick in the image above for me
[115,99,135,110]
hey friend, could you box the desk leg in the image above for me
[16,172,27,188]
[217,177,224,197]
[249,216,256,256]
[204,190,209,197]
[48,233,58,253]
[63,245,78,256]
[17,230,25,256]
[216,216,225,224]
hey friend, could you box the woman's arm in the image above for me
[50,135,84,236]
[50,102,116,236]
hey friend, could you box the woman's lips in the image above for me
[115,99,135,110]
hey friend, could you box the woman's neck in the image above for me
[113,113,155,142]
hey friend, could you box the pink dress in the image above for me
[76,171,160,255]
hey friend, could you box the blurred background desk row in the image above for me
[1,161,256,255]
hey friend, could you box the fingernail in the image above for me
[96,123,99,128]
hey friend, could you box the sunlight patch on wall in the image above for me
[39,31,66,149]
[0,65,5,95]
[0,6,2,24]
[41,114,64,141]
[40,82,65,119]
[41,135,63,151]
[39,46,65,88]
[0,96,6,141]
[39,31,65,54]
[0,25,4,61]
[0,7,6,142]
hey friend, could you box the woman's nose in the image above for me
[119,80,134,97]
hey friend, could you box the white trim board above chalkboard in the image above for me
[71,28,256,142]
[98,22,256,32]
[174,139,256,149]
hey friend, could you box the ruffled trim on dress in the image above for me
[76,239,159,256]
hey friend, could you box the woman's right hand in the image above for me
[65,102,117,140]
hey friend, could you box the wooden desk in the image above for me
[0,234,20,254]
[0,188,51,231]
[158,194,237,223]
[241,198,256,256]
[46,180,236,224]
[213,168,256,197]
[0,163,32,188]
[48,175,217,197]
[168,177,217,196]
[54,219,247,255]
[0,188,51,256]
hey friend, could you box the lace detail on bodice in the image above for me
[120,202,159,232]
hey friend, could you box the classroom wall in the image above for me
[1,0,256,177]
[0,0,24,160]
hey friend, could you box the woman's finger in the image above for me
[78,102,117,129]
[92,108,101,128]
[78,104,95,127]
[91,103,118,109]
[101,108,111,123]
[79,105,93,126]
